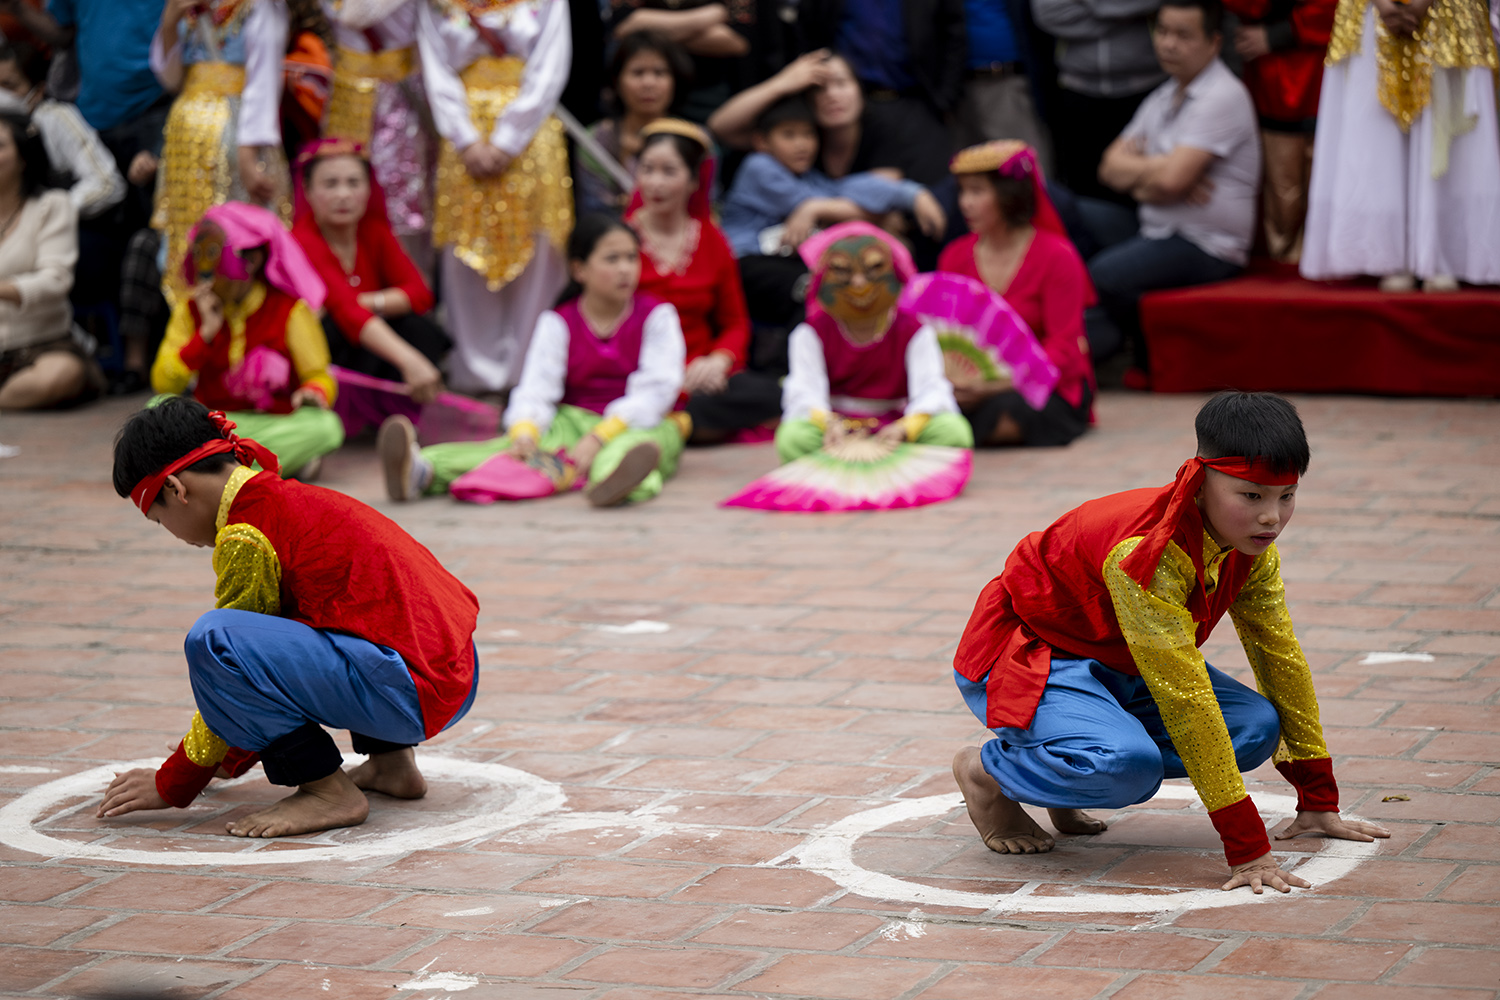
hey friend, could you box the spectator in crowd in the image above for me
[0,40,125,298]
[954,0,1051,172]
[1301,0,1500,290]
[796,0,966,188]
[625,119,779,442]
[939,141,1094,446]
[1223,0,1336,262]
[151,202,344,478]
[577,29,693,217]
[607,1,752,124]
[1032,0,1167,202]
[1085,0,1260,380]
[323,0,436,272]
[290,138,447,435]
[0,0,61,52]
[416,0,572,398]
[0,111,103,409]
[151,0,293,306]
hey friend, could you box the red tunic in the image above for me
[179,289,301,413]
[291,212,435,343]
[227,472,480,737]
[937,230,1097,409]
[634,219,751,369]
[1221,0,1338,125]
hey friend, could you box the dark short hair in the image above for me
[987,174,1036,228]
[638,130,706,176]
[113,397,243,504]
[754,94,817,135]
[1195,391,1310,477]
[0,111,56,201]
[608,30,693,117]
[1159,0,1224,36]
[0,39,50,90]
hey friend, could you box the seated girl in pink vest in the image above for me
[776,222,973,463]
[380,214,688,507]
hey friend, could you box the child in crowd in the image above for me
[776,222,972,463]
[951,392,1388,891]
[721,95,946,259]
[380,213,687,508]
[101,396,480,838]
[151,202,344,478]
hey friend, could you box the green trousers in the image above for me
[774,411,974,464]
[423,404,685,504]
[226,408,346,475]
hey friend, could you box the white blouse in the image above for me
[416,0,570,156]
[326,0,420,50]
[0,190,78,353]
[781,320,959,421]
[504,302,686,435]
[150,0,290,149]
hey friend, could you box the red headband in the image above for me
[129,412,281,515]
[1119,456,1299,588]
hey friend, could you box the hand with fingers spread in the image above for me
[1222,850,1311,893]
[1274,810,1391,844]
[97,768,169,818]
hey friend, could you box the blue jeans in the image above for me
[954,658,1281,810]
[1079,199,1243,369]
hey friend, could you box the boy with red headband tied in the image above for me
[102,396,480,839]
[952,392,1387,892]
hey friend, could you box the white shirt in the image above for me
[780,321,959,421]
[504,302,686,435]
[149,0,289,149]
[1126,59,1262,266]
[417,0,570,156]
[30,100,126,219]
[326,0,420,50]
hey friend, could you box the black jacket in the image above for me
[797,0,968,114]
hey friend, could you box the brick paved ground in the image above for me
[1,391,1497,1000]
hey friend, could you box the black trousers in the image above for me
[684,370,784,437]
[1051,87,1153,204]
[321,312,452,381]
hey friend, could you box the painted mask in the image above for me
[189,221,250,283]
[815,235,902,327]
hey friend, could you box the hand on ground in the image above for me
[1222,850,1312,893]
[97,768,169,818]
[1274,810,1391,843]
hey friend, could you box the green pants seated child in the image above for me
[380,215,688,507]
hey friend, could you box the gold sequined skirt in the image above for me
[325,45,416,145]
[152,62,292,305]
[432,56,573,291]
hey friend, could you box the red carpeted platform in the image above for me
[1141,266,1500,397]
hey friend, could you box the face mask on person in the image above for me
[816,235,902,327]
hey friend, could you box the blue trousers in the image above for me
[185,609,477,785]
[955,658,1281,810]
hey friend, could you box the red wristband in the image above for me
[154,743,216,808]
[1209,795,1271,867]
[1276,757,1339,812]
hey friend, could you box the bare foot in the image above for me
[1048,807,1108,835]
[227,770,369,838]
[347,747,427,799]
[952,747,1055,854]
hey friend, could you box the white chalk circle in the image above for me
[0,756,566,866]
[787,783,1380,914]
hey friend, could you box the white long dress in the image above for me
[1301,3,1500,284]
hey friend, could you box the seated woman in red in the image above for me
[627,119,782,443]
[939,141,1096,448]
[291,138,449,436]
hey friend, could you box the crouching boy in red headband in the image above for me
[952,391,1387,892]
[101,396,480,838]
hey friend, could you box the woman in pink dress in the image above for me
[938,141,1096,447]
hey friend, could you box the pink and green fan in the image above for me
[721,429,971,513]
[899,272,1060,411]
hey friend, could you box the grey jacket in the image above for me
[1030,0,1167,97]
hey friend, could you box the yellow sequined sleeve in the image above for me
[181,711,229,768]
[1229,545,1329,763]
[151,300,200,395]
[1104,536,1248,813]
[283,299,338,405]
[212,522,282,616]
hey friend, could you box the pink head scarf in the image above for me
[183,202,328,312]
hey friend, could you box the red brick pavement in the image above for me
[0,392,1497,999]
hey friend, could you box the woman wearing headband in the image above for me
[940,140,1095,448]
[627,119,781,442]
